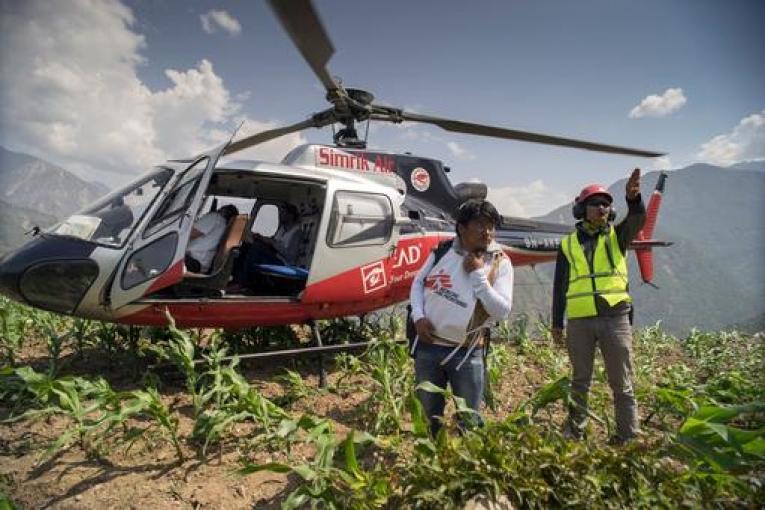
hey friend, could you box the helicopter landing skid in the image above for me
[148,336,406,388]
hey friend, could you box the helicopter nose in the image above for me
[0,236,100,313]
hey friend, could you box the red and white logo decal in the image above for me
[424,269,452,291]
[361,261,387,294]
[411,167,430,192]
[392,244,422,269]
[315,147,396,173]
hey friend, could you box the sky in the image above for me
[1,0,763,217]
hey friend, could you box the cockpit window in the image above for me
[143,158,209,237]
[48,169,172,247]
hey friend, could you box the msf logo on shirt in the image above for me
[424,269,452,291]
[361,261,387,294]
[425,268,467,308]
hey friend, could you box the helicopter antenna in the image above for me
[228,121,245,146]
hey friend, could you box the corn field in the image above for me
[0,295,763,509]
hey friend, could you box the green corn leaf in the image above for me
[416,381,447,395]
[0,493,19,510]
[407,393,429,438]
[276,418,299,438]
[742,437,765,457]
[315,433,337,469]
[282,491,310,510]
[291,464,317,481]
[343,430,360,476]
[528,376,571,416]
[691,403,765,423]
[238,461,292,475]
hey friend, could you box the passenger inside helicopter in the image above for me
[231,202,308,295]
[155,170,324,299]
[184,204,239,273]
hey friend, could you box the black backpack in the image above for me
[405,239,453,356]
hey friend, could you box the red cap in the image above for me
[575,184,613,204]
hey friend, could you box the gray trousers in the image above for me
[565,313,639,440]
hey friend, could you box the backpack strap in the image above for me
[431,238,454,267]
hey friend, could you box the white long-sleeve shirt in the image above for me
[187,212,227,272]
[410,238,514,343]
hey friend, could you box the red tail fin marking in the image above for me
[635,172,667,284]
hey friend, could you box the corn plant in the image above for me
[484,343,512,411]
[184,333,290,456]
[31,312,70,376]
[123,387,185,462]
[68,317,95,360]
[0,491,19,510]
[240,421,388,509]
[91,322,130,364]
[158,315,203,418]
[673,402,765,474]
[357,336,414,435]
[0,301,33,367]
[275,368,318,407]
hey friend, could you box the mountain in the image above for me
[0,146,110,255]
[511,164,765,334]
[0,146,109,220]
[728,159,765,172]
[0,199,56,254]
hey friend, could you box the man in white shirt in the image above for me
[234,203,303,288]
[410,199,514,436]
[252,203,302,266]
[185,204,238,273]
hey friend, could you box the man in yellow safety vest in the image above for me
[552,168,645,445]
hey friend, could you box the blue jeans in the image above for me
[414,342,485,436]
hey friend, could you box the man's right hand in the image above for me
[415,318,436,344]
[552,327,566,347]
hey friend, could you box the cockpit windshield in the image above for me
[49,169,173,247]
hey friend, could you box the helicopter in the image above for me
[0,0,670,347]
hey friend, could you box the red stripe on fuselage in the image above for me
[145,260,185,295]
[118,236,558,328]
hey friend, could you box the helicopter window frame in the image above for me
[143,157,209,238]
[120,232,179,290]
[47,168,173,249]
[327,191,393,248]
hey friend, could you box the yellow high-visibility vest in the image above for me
[562,227,630,319]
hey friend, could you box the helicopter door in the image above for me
[301,190,399,303]
[107,144,225,310]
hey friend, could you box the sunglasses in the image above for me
[587,198,612,208]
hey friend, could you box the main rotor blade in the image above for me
[224,118,319,156]
[385,111,664,158]
[267,0,339,93]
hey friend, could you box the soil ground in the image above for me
[0,330,642,509]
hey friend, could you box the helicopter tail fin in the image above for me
[631,172,670,285]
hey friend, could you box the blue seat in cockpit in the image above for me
[253,264,309,281]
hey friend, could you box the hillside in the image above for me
[0,146,110,253]
[512,163,765,334]
[0,199,56,255]
[0,146,109,221]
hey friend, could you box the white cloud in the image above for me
[487,179,569,217]
[0,1,299,186]
[697,110,765,166]
[629,88,687,118]
[652,156,672,170]
[200,9,242,37]
[446,141,475,160]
